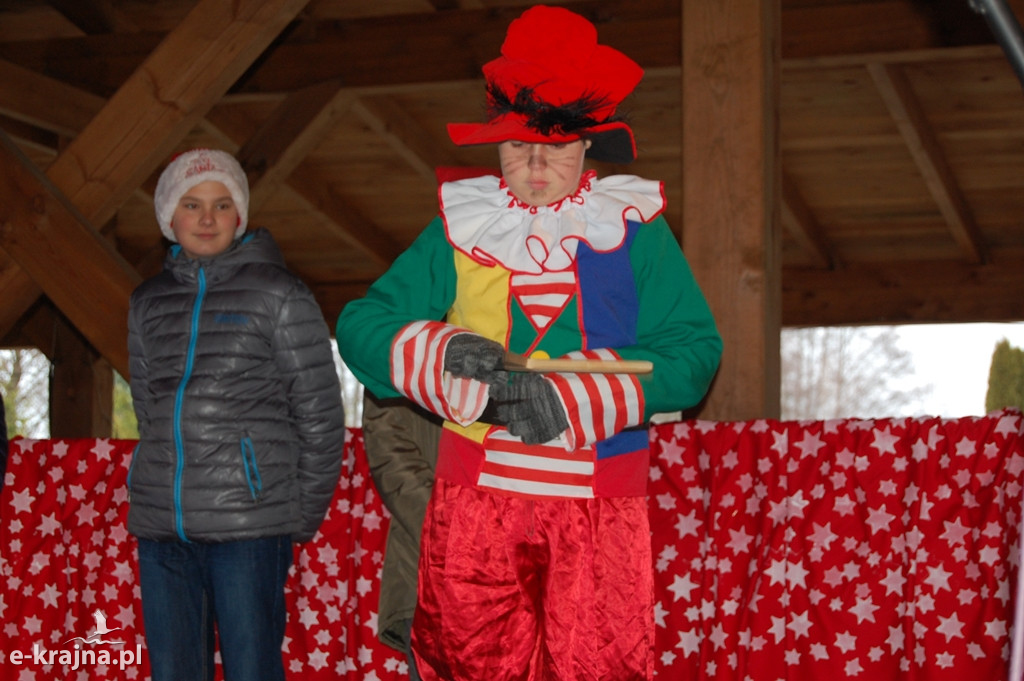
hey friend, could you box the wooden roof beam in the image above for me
[205,93,404,269]
[9,0,1021,97]
[0,251,46,340]
[867,61,987,264]
[44,0,136,35]
[351,96,461,182]
[0,0,314,374]
[781,172,834,270]
[0,57,400,305]
[0,59,104,138]
[423,0,486,9]
[0,131,140,376]
[229,79,356,212]
[783,254,1024,326]
[286,167,405,268]
[0,116,61,155]
[0,70,122,341]
[44,0,315,230]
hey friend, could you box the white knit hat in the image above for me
[154,148,249,242]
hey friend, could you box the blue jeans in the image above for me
[137,535,293,681]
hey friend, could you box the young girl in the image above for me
[128,148,345,681]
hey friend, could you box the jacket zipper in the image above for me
[172,266,206,541]
[240,436,263,502]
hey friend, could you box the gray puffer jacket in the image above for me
[127,228,345,543]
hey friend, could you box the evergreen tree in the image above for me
[113,372,139,439]
[985,339,1024,412]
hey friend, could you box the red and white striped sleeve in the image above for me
[389,320,491,426]
[546,348,645,449]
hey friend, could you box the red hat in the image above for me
[447,5,644,164]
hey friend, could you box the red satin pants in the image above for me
[411,479,654,681]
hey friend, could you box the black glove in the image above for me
[444,333,507,384]
[491,372,569,444]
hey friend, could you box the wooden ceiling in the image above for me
[1,0,1023,379]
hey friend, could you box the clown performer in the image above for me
[336,5,722,680]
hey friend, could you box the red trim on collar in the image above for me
[500,170,598,214]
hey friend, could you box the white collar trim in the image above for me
[440,173,666,274]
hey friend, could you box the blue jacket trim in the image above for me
[172,266,207,541]
[240,437,263,501]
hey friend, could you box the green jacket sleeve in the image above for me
[336,217,457,399]
[619,216,722,417]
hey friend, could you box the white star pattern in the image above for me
[668,574,699,602]
[850,597,879,624]
[3,413,1024,680]
[924,564,953,592]
[648,411,1024,678]
[940,518,971,545]
[1,437,413,681]
[675,509,702,539]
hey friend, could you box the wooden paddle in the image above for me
[503,352,653,374]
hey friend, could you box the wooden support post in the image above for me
[49,310,113,439]
[681,0,782,420]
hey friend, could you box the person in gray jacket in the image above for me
[127,148,345,681]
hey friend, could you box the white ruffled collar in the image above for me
[440,171,666,274]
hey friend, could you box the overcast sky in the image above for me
[893,322,1024,418]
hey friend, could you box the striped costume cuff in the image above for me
[547,348,645,448]
[390,321,490,426]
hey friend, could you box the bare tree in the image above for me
[0,349,51,438]
[781,326,932,420]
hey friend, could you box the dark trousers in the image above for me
[137,535,293,681]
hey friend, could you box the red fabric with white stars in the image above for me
[647,410,1024,679]
[1,410,1022,680]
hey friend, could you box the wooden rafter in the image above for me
[351,96,461,182]
[423,0,486,9]
[867,61,987,264]
[0,0,314,374]
[781,172,834,270]
[0,131,139,376]
[0,56,404,332]
[5,0,1022,98]
[206,97,405,268]
[0,60,105,138]
[0,250,45,339]
[232,79,356,212]
[783,254,1024,326]
[44,0,134,34]
[0,71,101,340]
[44,0,315,229]
[285,165,405,267]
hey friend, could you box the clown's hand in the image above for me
[491,372,569,445]
[444,333,507,384]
